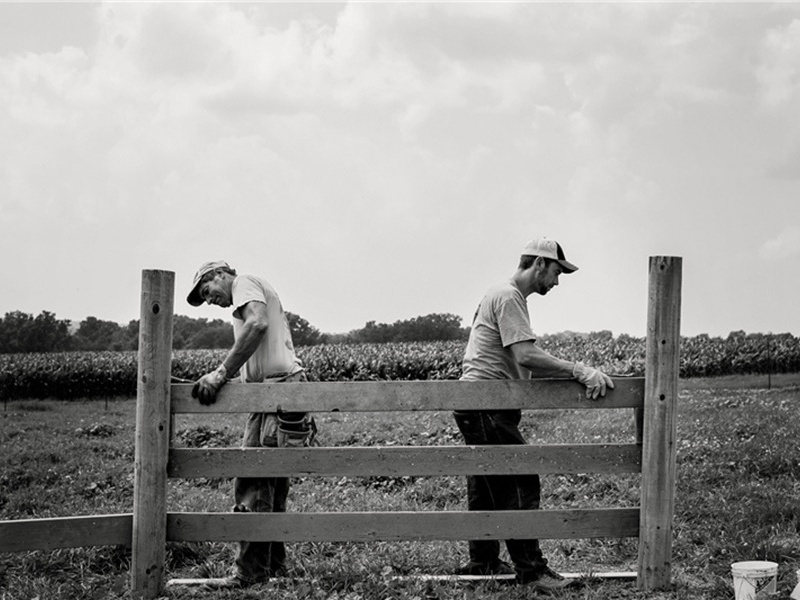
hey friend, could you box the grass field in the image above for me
[2,375,800,599]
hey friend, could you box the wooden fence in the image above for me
[0,256,682,600]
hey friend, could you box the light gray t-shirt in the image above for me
[461,279,536,381]
[231,274,303,382]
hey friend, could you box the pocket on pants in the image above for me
[259,413,279,447]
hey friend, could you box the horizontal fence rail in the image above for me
[0,514,132,552]
[168,443,643,478]
[166,508,641,543]
[169,377,644,413]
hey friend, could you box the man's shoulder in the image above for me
[233,274,275,293]
[484,280,522,302]
[232,274,279,306]
[234,273,264,284]
[232,274,258,292]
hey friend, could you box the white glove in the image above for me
[572,362,614,400]
[192,364,228,405]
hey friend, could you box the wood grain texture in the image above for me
[167,508,641,542]
[170,377,644,414]
[168,443,642,478]
[637,256,681,591]
[132,270,174,600]
[0,514,132,552]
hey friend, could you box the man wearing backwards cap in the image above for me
[187,260,314,588]
[453,238,614,590]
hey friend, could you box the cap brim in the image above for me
[187,284,204,306]
[558,260,578,274]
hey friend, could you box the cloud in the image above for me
[756,16,800,179]
[0,3,787,225]
[757,17,800,109]
[2,1,799,336]
[767,144,800,180]
[760,226,800,260]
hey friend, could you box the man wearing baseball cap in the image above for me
[452,238,613,590]
[187,260,314,588]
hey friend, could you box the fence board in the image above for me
[168,443,642,478]
[0,514,132,552]
[170,378,644,414]
[167,508,640,542]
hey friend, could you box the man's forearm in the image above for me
[514,342,575,378]
[220,321,266,376]
[523,354,574,378]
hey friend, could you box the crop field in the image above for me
[2,375,800,600]
[2,332,799,401]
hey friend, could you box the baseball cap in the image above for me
[521,239,578,273]
[187,260,230,306]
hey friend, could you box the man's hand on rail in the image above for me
[572,362,615,400]
[192,364,228,405]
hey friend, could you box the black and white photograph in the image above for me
[1,3,799,599]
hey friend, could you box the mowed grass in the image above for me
[1,377,800,599]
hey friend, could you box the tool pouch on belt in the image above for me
[276,411,318,447]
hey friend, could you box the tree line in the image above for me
[345,313,469,344]
[0,310,469,353]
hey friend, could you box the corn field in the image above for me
[1,332,798,401]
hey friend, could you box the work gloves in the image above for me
[192,364,228,405]
[572,362,615,400]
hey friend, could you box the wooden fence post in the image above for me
[637,256,681,590]
[131,270,174,600]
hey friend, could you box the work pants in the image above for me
[453,409,548,580]
[233,370,308,581]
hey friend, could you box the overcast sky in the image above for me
[1,2,799,338]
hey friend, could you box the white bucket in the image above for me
[731,561,778,600]
[790,568,800,600]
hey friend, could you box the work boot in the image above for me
[520,567,575,592]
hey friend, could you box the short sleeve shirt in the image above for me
[231,274,303,382]
[460,279,536,381]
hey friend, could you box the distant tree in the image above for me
[358,320,392,343]
[589,330,614,343]
[406,313,468,341]
[286,312,322,346]
[0,310,72,353]
[324,332,353,344]
[617,333,639,344]
[727,330,747,342]
[32,311,73,352]
[113,319,140,351]
[172,315,210,349]
[185,323,234,349]
[171,314,234,349]
[351,313,468,344]
[73,317,123,351]
[0,311,32,353]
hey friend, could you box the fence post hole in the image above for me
[132,270,174,600]
[637,256,681,590]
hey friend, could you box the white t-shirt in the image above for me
[461,279,536,381]
[231,274,303,382]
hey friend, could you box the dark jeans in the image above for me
[233,371,308,581]
[453,409,548,579]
